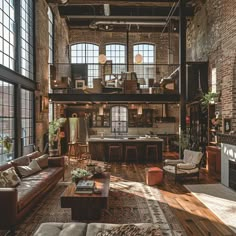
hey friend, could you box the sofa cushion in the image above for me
[25,151,41,161]
[35,154,48,169]
[0,167,21,187]
[33,222,88,236]
[87,223,162,236]
[11,155,30,166]
[183,149,202,165]
[17,167,63,211]
[16,159,42,178]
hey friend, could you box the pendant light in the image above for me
[98,54,107,64]
[135,53,143,64]
[137,104,143,115]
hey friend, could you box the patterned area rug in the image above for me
[0,162,186,236]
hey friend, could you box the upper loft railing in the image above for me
[49,63,180,95]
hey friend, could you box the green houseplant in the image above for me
[200,92,218,111]
[48,118,66,151]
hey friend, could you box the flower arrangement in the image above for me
[71,168,92,183]
[0,136,13,153]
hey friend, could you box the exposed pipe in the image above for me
[89,20,166,29]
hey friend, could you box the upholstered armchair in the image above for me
[163,149,203,183]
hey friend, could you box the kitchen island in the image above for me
[88,136,163,162]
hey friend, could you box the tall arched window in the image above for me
[133,44,155,88]
[111,106,128,134]
[105,44,126,80]
[70,43,99,88]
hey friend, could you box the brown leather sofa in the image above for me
[0,151,65,230]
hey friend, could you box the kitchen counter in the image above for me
[88,136,164,142]
[88,137,163,162]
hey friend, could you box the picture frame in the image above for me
[224,118,231,133]
[75,79,85,90]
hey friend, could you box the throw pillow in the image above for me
[0,167,21,187]
[11,156,30,166]
[35,154,48,169]
[16,159,42,178]
[96,224,162,236]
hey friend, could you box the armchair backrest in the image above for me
[183,149,203,166]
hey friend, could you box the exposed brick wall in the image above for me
[35,0,69,151]
[187,0,236,131]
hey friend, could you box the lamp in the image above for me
[135,53,143,64]
[98,54,107,64]
[137,105,143,115]
[98,104,104,115]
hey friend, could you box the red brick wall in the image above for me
[187,0,236,131]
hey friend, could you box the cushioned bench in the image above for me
[33,222,163,236]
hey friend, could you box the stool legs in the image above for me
[146,145,158,162]
[108,145,122,162]
[125,146,138,162]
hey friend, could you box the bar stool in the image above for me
[145,144,158,162]
[108,145,122,162]
[125,145,138,162]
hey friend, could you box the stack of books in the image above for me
[75,180,95,194]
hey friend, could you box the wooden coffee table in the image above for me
[61,172,110,220]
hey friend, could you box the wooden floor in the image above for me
[65,152,235,236]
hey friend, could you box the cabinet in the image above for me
[128,109,153,127]
[92,110,110,127]
[206,145,221,180]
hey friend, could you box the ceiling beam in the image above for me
[49,93,180,103]
[58,5,194,17]
[48,0,180,7]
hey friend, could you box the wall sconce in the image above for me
[137,104,143,115]
[99,104,104,115]
[135,53,143,64]
[98,54,107,64]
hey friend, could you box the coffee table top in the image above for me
[61,172,110,198]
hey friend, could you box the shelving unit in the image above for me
[208,104,217,145]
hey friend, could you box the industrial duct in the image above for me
[89,20,166,30]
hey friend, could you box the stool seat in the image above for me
[125,145,138,162]
[108,145,122,162]
[146,144,158,162]
[145,167,163,185]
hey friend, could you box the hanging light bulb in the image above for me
[135,53,143,64]
[137,104,143,115]
[98,54,107,64]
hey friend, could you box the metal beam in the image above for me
[49,93,180,103]
[48,0,180,6]
[58,6,194,17]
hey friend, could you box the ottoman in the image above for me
[145,167,163,185]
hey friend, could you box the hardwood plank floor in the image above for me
[65,152,235,236]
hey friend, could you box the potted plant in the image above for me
[0,136,13,153]
[201,92,218,111]
[71,168,92,184]
[48,118,66,155]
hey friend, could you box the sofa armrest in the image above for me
[48,156,65,168]
[0,188,17,228]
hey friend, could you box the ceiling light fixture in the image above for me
[98,54,107,64]
[135,53,143,64]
